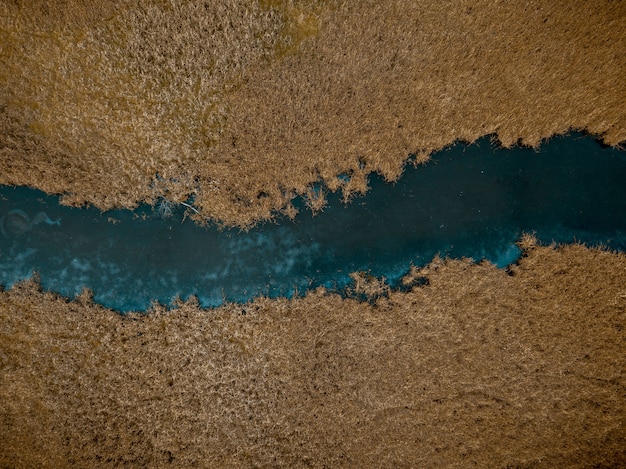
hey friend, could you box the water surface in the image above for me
[1,133,625,311]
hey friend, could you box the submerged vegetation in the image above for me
[0,209,60,238]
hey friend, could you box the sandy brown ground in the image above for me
[1,242,625,468]
[1,0,625,227]
[1,1,626,467]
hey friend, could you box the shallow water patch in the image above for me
[1,133,625,312]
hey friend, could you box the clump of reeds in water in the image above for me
[349,271,390,303]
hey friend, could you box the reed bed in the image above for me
[1,0,624,227]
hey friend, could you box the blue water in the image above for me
[1,133,625,312]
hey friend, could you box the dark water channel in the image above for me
[1,133,625,312]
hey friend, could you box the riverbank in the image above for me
[2,0,625,227]
[1,1,625,467]
[2,133,625,312]
[1,241,625,467]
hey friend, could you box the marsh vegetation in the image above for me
[2,0,625,227]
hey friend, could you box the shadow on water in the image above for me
[1,132,625,312]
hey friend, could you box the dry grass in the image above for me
[1,243,624,467]
[0,0,320,219]
[1,2,625,466]
[2,0,625,227]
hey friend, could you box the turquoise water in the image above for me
[1,133,625,312]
